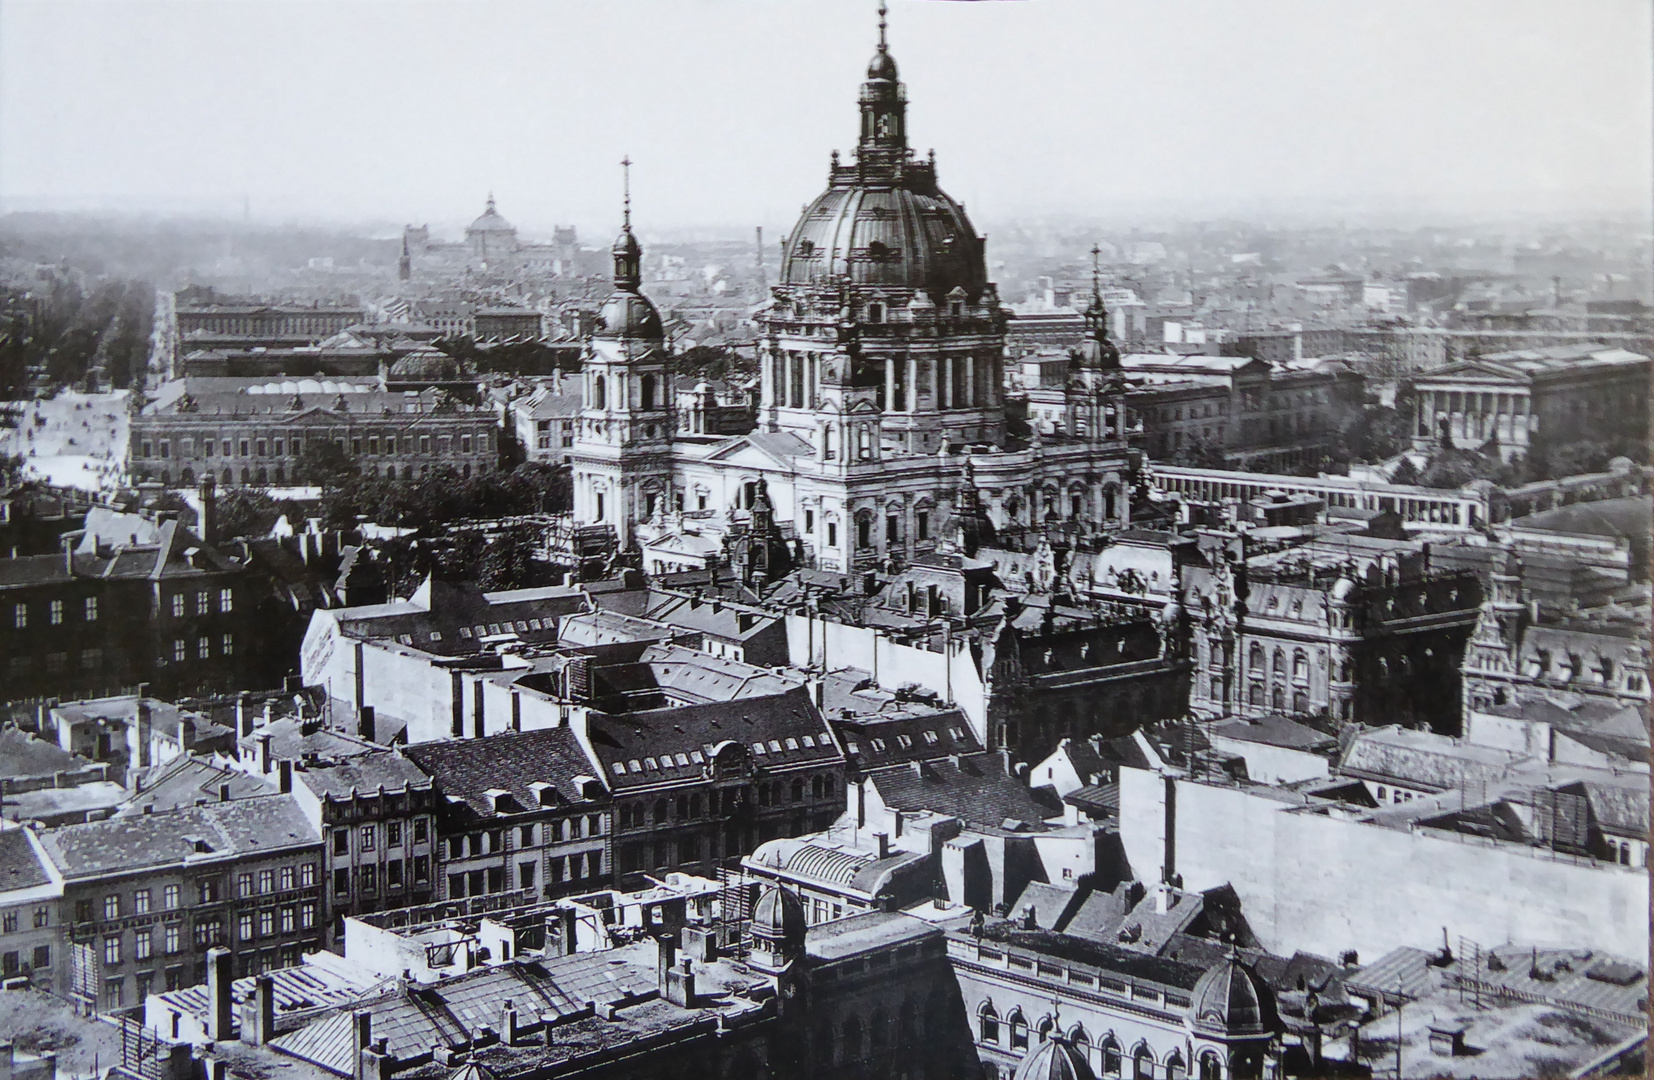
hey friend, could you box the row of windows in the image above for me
[235,864,317,897]
[10,598,98,629]
[333,856,430,896]
[236,903,317,942]
[138,430,494,460]
[157,634,236,664]
[332,818,429,856]
[0,906,50,933]
[976,1003,1195,1080]
[8,649,105,678]
[168,588,234,619]
[0,945,50,978]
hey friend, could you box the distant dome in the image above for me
[612,227,642,259]
[867,47,898,82]
[597,291,663,341]
[389,349,461,379]
[751,884,806,944]
[1188,953,1279,1039]
[467,196,515,235]
[1013,1039,1094,1080]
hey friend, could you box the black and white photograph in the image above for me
[0,1,1649,1077]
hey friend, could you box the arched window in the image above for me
[1036,1017,1054,1044]
[977,1002,999,1044]
[1166,1051,1187,1080]
[869,1008,887,1051]
[856,510,874,550]
[181,467,194,484]
[898,997,916,1048]
[1292,690,1308,713]
[1271,686,1285,710]
[1272,647,1286,675]
[593,375,606,410]
[1101,1036,1122,1076]
[1008,1010,1028,1051]
[653,799,668,824]
[790,778,804,802]
[222,468,233,485]
[1069,1026,1089,1050]
[641,373,656,410]
[1133,1045,1155,1080]
[1249,644,1265,672]
[1199,1052,1223,1080]
[1248,684,1263,706]
[842,1015,862,1061]
[1293,649,1308,681]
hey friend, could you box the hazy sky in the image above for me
[2,0,1649,237]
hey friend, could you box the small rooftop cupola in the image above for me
[1078,244,1120,371]
[747,883,806,974]
[1013,1037,1095,1080]
[1188,946,1281,1041]
[611,156,643,291]
[857,2,907,166]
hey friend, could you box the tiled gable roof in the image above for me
[403,727,600,819]
[867,751,1062,830]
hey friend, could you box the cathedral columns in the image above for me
[907,357,918,413]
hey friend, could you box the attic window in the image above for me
[474,626,488,637]
[397,634,413,645]
[611,762,626,775]
[515,621,528,632]
[768,740,782,752]
[429,631,442,641]
[870,738,887,752]
[459,628,472,638]
[628,759,642,773]
[753,742,767,754]
[923,731,939,744]
[846,741,860,754]
[950,727,966,739]
[784,738,799,750]
[528,619,542,630]
[689,750,704,763]
[896,734,913,748]
[643,757,658,770]
[674,753,690,766]
[801,735,815,748]
[488,623,501,634]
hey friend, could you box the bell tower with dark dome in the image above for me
[760,1,1007,456]
[571,157,674,552]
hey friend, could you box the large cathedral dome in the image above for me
[778,10,988,302]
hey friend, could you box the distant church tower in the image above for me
[570,158,674,551]
[398,232,412,281]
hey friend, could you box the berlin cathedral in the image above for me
[571,7,1141,576]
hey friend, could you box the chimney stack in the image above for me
[258,733,272,774]
[218,783,231,802]
[237,692,252,737]
[358,706,376,743]
[207,947,235,1041]
[242,975,276,1045]
[199,475,218,545]
[278,759,292,794]
[874,832,890,860]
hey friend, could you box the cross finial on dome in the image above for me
[487,191,495,212]
[877,0,888,51]
[621,156,632,230]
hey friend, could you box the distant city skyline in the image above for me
[1,0,1649,237]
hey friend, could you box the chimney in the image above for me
[237,692,252,737]
[258,733,272,774]
[199,475,218,545]
[655,933,677,994]
[263,701,274,726]
[136,699,154,768]
[218,783,231,802]
[278,759,292,794]
[243,975,275,1045]
[545,908,576,956]
[499,1000,519,1046]
[1021,904,1037,930]
[357,706,376,743]
[874,832,890,860]
[892,810,904,838]
[664,957,696,1009]
[207,947,235,1041]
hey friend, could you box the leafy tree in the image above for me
[299,439,360,487]
[215,487,284,540]
[1389,457,1422,485]
[1167,435,1230,470]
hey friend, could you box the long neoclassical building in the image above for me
[571,12,1141,573]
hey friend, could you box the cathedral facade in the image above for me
[572,13,1141,574]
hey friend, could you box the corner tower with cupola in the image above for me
[760,1,1007,457]
[571,158,675,550]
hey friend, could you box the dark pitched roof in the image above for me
[403,727,600,819]
[867,752,1062,830]
[965,921,1209,991]
[585,686,840,791]
[38,795,319,879]
[0,726,85,777]
[0,829,51,892]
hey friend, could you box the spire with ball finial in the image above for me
[611,155,642,290]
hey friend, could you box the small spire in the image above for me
[486,191,496,212]
[1091,243,1102,301]
[620,156,632,230]
[877,0,888,51]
